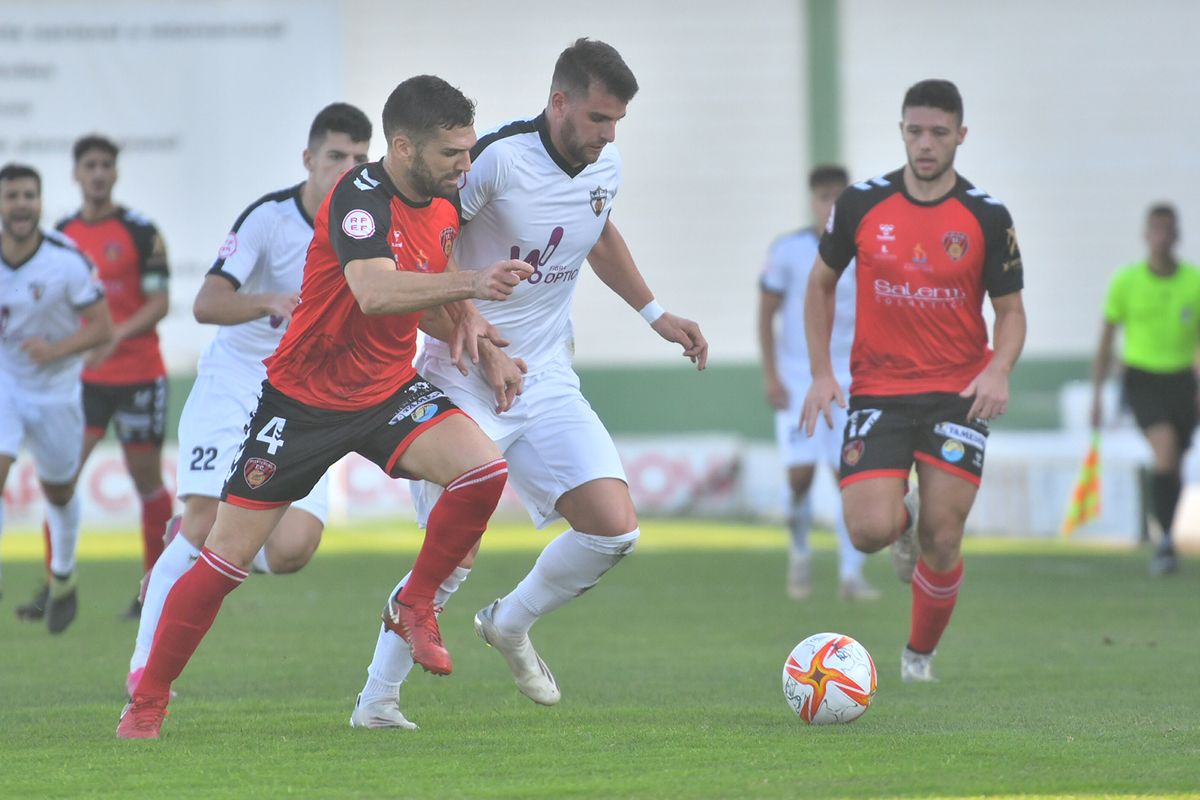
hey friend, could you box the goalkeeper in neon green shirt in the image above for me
[1091,203,1200,575]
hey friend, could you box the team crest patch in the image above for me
[942,231,968,261]
[842,440,865,467]
[104,241,123,263]
[410,403,438,423]
[243,457,277,489]
[589,187,609,217]
[440,226,456,257]
[341,209,375,239]
[218,232,237,259]
[29,281,45,301]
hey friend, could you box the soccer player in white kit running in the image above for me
[349,38,708,729]
[124,104,372,696]
[0,163,112,632]
[758,165,878,602]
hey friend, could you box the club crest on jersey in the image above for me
[440,226,456,257]
[29,282,45,301]
[942,231,968,261]
[589,187,609,217]
[842,440,865,467]
[342,209,375,240]
[104,241,123,263]
[243,457,276,489]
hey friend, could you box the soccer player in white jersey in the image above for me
[350,38,708,729]
[0,163,112,632]
[124,104,372,696]
[758,165,878,602]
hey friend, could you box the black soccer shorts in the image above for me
[82,377,168,447]
[222,375,463,510]
[838,392,990,488]
[1121,366,1198,451]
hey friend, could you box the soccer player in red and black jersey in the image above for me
[117,75,533,739]
[19,135,173,624]
[801,80,1027,683]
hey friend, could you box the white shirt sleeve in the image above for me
[67,253,105,309]
[759,239,790,295]
[210,203,274,289]
[459,144,502,222]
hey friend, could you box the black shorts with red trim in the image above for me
[839,392,989,488]
[83,377,168,447]
[222,375,463,510]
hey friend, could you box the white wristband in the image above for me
[638,299,665,324]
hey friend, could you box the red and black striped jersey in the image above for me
[819,169,1023,397]
[266,160,459,411]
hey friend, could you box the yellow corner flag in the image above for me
[1061,432,1101,536]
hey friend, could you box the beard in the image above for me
[408,152,457,200]
[559,116,600,166]
[907,152,955,185]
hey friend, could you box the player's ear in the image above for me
[302,148,313,173]
[550,89,570,116]
[957,125,967,145]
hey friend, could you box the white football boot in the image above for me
[474,600,561,706]
[891,489,920,583]
[900,646,938,683]
[349,693,418,730]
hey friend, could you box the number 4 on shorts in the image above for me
[255,416,287,455]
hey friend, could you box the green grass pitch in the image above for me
[0,520,1196,799]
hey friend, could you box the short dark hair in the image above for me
[808,164,849,190]
[1148,203,1178,222]
[381,75,475,144]
[551,38,638,103]
[73,134,119,163]
[0,162,41,191]
[902,79,964,123]
[309,102,373,150]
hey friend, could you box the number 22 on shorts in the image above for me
[255,416,287,455]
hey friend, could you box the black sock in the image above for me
[1151,472,1182,543]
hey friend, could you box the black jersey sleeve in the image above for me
[122,210,170,293]
[979,202,1023,297]
[818,186,867,274]
[328,167,393,268]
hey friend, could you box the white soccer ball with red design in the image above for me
[782,632,877,724]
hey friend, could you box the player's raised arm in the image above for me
[798,255,845,436]
[586,218,708,369]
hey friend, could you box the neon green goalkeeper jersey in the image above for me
[1104,260,1200,372]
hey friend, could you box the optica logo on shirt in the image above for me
[342,210,376,240]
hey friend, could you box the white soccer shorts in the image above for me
[0,382,84,484]
[774,384,848,469]
[412,356,627,529]
[175,372,330,523]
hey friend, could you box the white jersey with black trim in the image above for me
[423,113,621,375]
[0,230,105,398]
[198,184,313,382]
[759,228,856,389]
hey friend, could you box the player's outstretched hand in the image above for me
[960,363,1009,423]
[449,308,510,375]
[262,292,300,324]
[479,346,528,413]
[650,312,709,370]
[472,259,534,301]
[799,373,845,437]
[21,337,57,366]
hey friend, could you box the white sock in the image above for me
[251,546,272,574]
[788,492,813,557]
[46,494,82,577]
[493,528,639,638]
[360,566,471,702]
[129,532,201,672]
[835,508,866,580]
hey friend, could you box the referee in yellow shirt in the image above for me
[1091,203,1200,575]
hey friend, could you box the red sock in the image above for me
[42,521,52,578]
[136,548,247,699]
[399,459,507,606]
[140,487,173,571]
[908,559,963,654]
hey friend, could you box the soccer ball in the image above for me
[782,632,877,724]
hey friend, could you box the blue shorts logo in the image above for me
[410,403,438,424]
[940,439,965,464]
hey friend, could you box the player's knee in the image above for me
[41,483,75,506]
[786,467,816,497]
[917,521,963,564]
[844,510,895,553]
